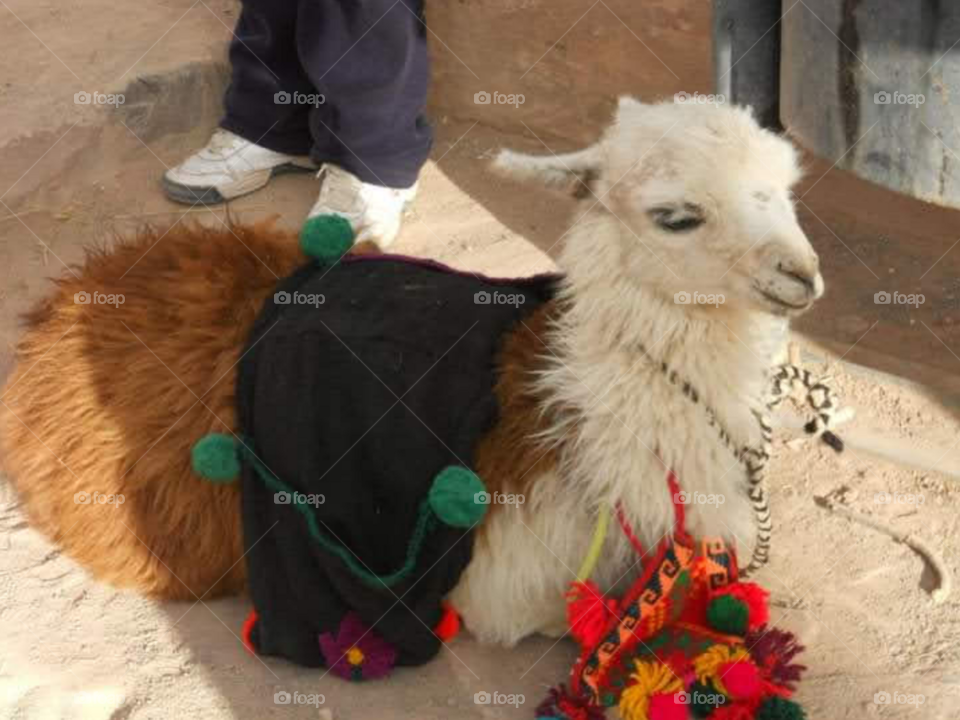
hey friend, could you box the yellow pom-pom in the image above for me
[692,644,751,694]
[619,660,684,720]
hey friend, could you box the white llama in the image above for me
[449,97,823,645]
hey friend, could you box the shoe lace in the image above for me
[317,165,364,216]
[206,130,244,157]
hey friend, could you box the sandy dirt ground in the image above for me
[2,1,960,719]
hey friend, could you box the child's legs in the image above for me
[221,0,315,155]
[297,0,432,188]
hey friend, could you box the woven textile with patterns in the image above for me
[537,474,808,720]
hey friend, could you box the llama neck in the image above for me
[556,268,786,437]
[537,227,789,545]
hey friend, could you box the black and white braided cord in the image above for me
[735,364,846,574]
[643,347,846,576]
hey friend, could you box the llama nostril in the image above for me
[776,263,815,292]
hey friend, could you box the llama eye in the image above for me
[648,203,706,232]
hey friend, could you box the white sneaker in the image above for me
[306,164,418,248]
[163,129,316,204]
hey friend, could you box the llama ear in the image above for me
[610,95,650,139]
[616,95,645,115]
[493,145,602,199]
[613,95,652,127]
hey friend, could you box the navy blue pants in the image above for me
[221,0,432,188]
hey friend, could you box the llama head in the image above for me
[495,97,823,317]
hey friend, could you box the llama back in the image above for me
[0,222,303,598]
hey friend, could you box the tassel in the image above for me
[619,661,684,720]
[718,661,763,700]
[692,645,752,692]
[706,595,750,636]
[711,583,770,631]
[756,696,807,719]
[647,692,689,720]
[535,685,606,720]
[709,699,762,720]
[433,602,460,642]
[743,627,807,690]
[240,609,258,655]
[566,580,618,649]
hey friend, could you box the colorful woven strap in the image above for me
[614,470,689,560]
[615,502,645,557]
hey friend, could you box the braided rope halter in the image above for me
[634,342,847,576]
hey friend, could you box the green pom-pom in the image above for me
[299,214,355,262]
[428,466,488,528]
[689,681,722,718]
[757,696,807,720]
[706,595,749,635]
[191,433,240,483]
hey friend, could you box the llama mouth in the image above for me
[755,287,812,313]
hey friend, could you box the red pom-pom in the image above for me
[713,582,769,630]
[434,602,461,642]
[566,580,618,648]
[710,700,762,720]
[648,692,689,720]
[241,609,259,655]
[720,661,763,700]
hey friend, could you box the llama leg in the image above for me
[449,498,594,646]
[538,616,573,639]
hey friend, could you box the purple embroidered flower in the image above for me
[319,612,397,681]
